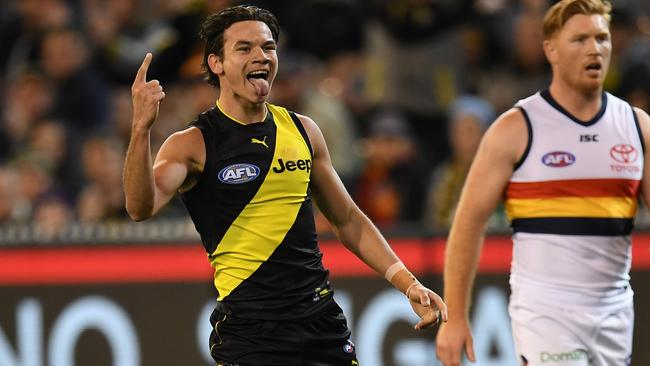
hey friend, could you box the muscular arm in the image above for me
[443,109,526,318]
[304,114,400,276]
[634,107,650,206]
[123,53,203,221]
[299,113,446,329]
[124,128,203,220]
[436,108,528,365]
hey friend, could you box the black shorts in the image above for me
[209,300,359,366]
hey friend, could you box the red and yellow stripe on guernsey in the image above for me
[505,178,640,219]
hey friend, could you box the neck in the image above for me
[216,97,267,124]
[548,79,602,121]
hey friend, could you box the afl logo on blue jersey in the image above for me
[218,163,260,184]
[542,151,575,167]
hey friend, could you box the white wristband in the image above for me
[384,261,406,282]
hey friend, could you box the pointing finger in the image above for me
[135,53,152,84]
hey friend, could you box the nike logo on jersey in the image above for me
[251,136,268,148]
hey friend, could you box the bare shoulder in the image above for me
[633,107,650,147]
[480,107,529,164]
[293,113,325,155]
[634,106,650,127]
[293,113,319,135]
[156,126,205,172]
[488,107,528,137]
[166,126,203,144]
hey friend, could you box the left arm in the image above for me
[635,107,650,206]
[298,114,447,329]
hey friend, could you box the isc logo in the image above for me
[218,163,260,184]
[541,151,575,167]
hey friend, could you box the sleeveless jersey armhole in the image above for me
[185,121,213,193]
[513,106,533,171]
[630,104,646,153]
[289,111,314,157]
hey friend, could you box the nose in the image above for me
[252,47,270,63]
[586,37,603,55]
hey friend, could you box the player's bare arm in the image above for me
[297,113,447,330]
[436,108,528,366]
[634,107,650,206]
[124,53,204,221]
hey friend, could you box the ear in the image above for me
[543,39,557,65]
[207,53,223,75]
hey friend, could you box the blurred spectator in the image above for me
[0,0,647,233]
[80,136,127,219]
[353,107,428,227]
[77,184,110,223]
[0,167,19,223]
[618,63,650,112]
[364,0,476,116]
[609,5,650,110]
[275,0,365,61]
[0,70,53,161]
[425,95,494,230]
[0,0,74,79]
[474,11,550,113]
[33,193,73,240]
[84,0,204,85]
[40,26,110,135]
[111,87,136,145]
[26,119,80,197]
[12,157,56,221]
[272,52,363,187]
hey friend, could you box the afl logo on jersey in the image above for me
[218,163,260,184]
[542,151,575,167]
[610,144,637,164]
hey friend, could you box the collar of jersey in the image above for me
[215,100,269,126]
[540,89,607,127]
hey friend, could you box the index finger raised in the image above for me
[135,53,152,84]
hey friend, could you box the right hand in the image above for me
[131,53,165,130]
[435,318,476,366]
[405,283,448,330]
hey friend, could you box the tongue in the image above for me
[249,78,269,97]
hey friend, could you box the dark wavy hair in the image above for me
[198,5,280,88]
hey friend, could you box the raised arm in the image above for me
[299,113,447,330]
[435,108,528,366]
[123,53,204,221]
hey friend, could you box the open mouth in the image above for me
[585,62,602,71]
[247,70,269,81]
[246,70,270,97]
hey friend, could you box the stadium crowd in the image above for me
[0,0,648,238]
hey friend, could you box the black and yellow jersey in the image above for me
[181,103,332,320]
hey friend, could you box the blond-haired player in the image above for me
[436,0,650,365]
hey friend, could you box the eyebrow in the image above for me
[570,29,610,38]
[232,39,276,47]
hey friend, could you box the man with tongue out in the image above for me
[123,5,446,365]
[436,1,650,366]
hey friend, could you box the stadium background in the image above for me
[1,0,649,365]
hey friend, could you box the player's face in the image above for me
[217,21,278,104]
[547,14,611,93]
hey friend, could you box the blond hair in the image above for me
[543,0,612,39]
